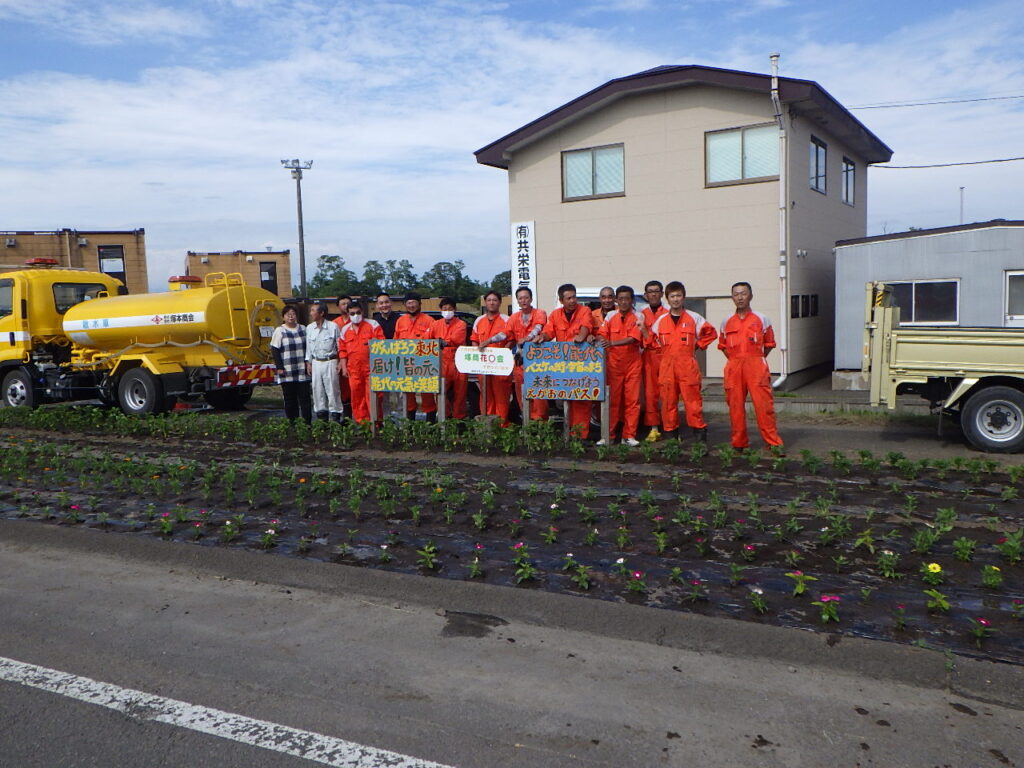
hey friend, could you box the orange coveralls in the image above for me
[471,313,512,425]
[597,310,643,440]
[641,305,668,427]
[543,305,597,439]
[718,310,784,449]
[651,310,717,432]
[507,308,548,421]
[432,316,468,419]
[394,312,437,415]
[338,319,384,423]
[333,316,352,407]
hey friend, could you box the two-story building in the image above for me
[475,64,891,384]
[0,228,147,294]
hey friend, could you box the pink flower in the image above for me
[654,515,664,522]
[474,542,484,550]
[695,537,705,543]
[194,522,202,528]
[161,512,170,518]
[70,505,80,510]
[690,579,702,586]
[792,570,803,576]
[896,604,906,610]
[736,518,745,524]
[270,519,279,525]
[632,571,643,579]
[820,594,841,602]
[744,544,756,551]
[513,542,524,549]
[977,617,991,627]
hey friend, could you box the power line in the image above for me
[874,156,1024,169]
[850,93,1024,109]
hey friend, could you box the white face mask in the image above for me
[349,313,362,324]
[441,310,454,320]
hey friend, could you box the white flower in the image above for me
[616,557,625,564]
[265,528,276,535]
[381,544,388,550]
[566,552,574,558]
[749,586,764,595]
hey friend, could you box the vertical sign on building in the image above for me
[511,221,536,300]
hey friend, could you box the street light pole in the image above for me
[281,159,313,297]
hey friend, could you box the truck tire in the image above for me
[961,386,1024,453]
[117,369,169,416]
[203,386,253,411]
[1,368,37,409]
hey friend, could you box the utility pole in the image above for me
[281,159,313,297]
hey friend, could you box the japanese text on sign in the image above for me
[511,220,535,300]
[369,339,441,393]
[522,342,605,401]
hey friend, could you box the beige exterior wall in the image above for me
[0,229,148,294]
[186,251,293,298]
[505,85,870,378]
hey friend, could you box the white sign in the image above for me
[454,345,515,376]
[511,220,535,300]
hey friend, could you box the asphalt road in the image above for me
[1,521,1022,768]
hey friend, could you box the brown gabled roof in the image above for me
[835,219,1024,247]
[474,64,892,169]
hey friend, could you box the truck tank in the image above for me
[62,275,282,364]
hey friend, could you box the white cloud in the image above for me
[0,0,208,45]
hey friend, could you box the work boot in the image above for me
[329,411,342,423]
[645,426,661,443]
[693,427,708,444]
[425,411,437,424]
[315,410,329,422]
[662,428,679,441]
[406,409,418,420]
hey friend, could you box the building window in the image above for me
[0,279,12,318]
[889,280,959,324]
[705,124,778,185]
[260,261,279,295]
[1007,271,1024,324]
[841,157,855,205]
[790,293,819,318]
[562,144,624,201]
[809,137,827,194]
[98,245,127,287]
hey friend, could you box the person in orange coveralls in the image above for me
[591,286,616,327]
[471,290,512,426]
[507,286,548,422]
[394,292,438,423]
[718,281,784,451]
[651,281,717,443]
[338,300,384,423]
[541,283,597,439]
[595,285,643,446]
[433,296,468,420]
[640,280,667,440]
[332,296,352,419]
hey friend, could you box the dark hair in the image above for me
[484,290,501,302]
[515,286,533,298]
[599,286,615,297]
[281,305,298,318]
[312,301,329,315]
[644,280,663,293]
[405,292,421,303]
[557,283,576,300]
[376,292,390,300]
[665,281,686,296]
[348,299,365,314]
[731,281,753,295]
[337,295,350,303]
[615,285,635,300]
[439,296,456,310]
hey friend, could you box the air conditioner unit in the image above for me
[78,238,88,247]
[4,238,15,248]
[200,256,209,264]
[245,254,254,262]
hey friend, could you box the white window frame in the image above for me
[1005,270,1024,327]
[841,157,855,206]
[888,278,960,326]
[810,136,827,194]
[561,144,625,202]
[704,122,779,187]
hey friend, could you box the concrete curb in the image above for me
[4,518,1022,711]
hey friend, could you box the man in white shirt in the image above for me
[304,301,344,422]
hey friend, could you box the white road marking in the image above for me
[0,656,454,768]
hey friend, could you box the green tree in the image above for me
[490,269,512,296]
[360,260,387,294]
[307,254,360,297]
[383,259,419,295]
[419,259,487,303]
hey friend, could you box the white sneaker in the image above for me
[596,438,608,446]
[623,438,640,447]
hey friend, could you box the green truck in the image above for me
[864,281,1024,453]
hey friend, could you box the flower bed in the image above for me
[1,410,1022,663]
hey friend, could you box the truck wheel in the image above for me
[1,368,37,409]
[961,386,1024,453]
[118,369,169,416]
[203,386,253,411]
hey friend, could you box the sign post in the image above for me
[368,339,442,432]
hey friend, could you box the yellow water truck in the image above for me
[0,259,283,414]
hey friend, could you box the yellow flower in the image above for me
[991,566,1001,572]
[926,562,942,573]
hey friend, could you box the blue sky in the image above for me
[1,0,1022,291]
